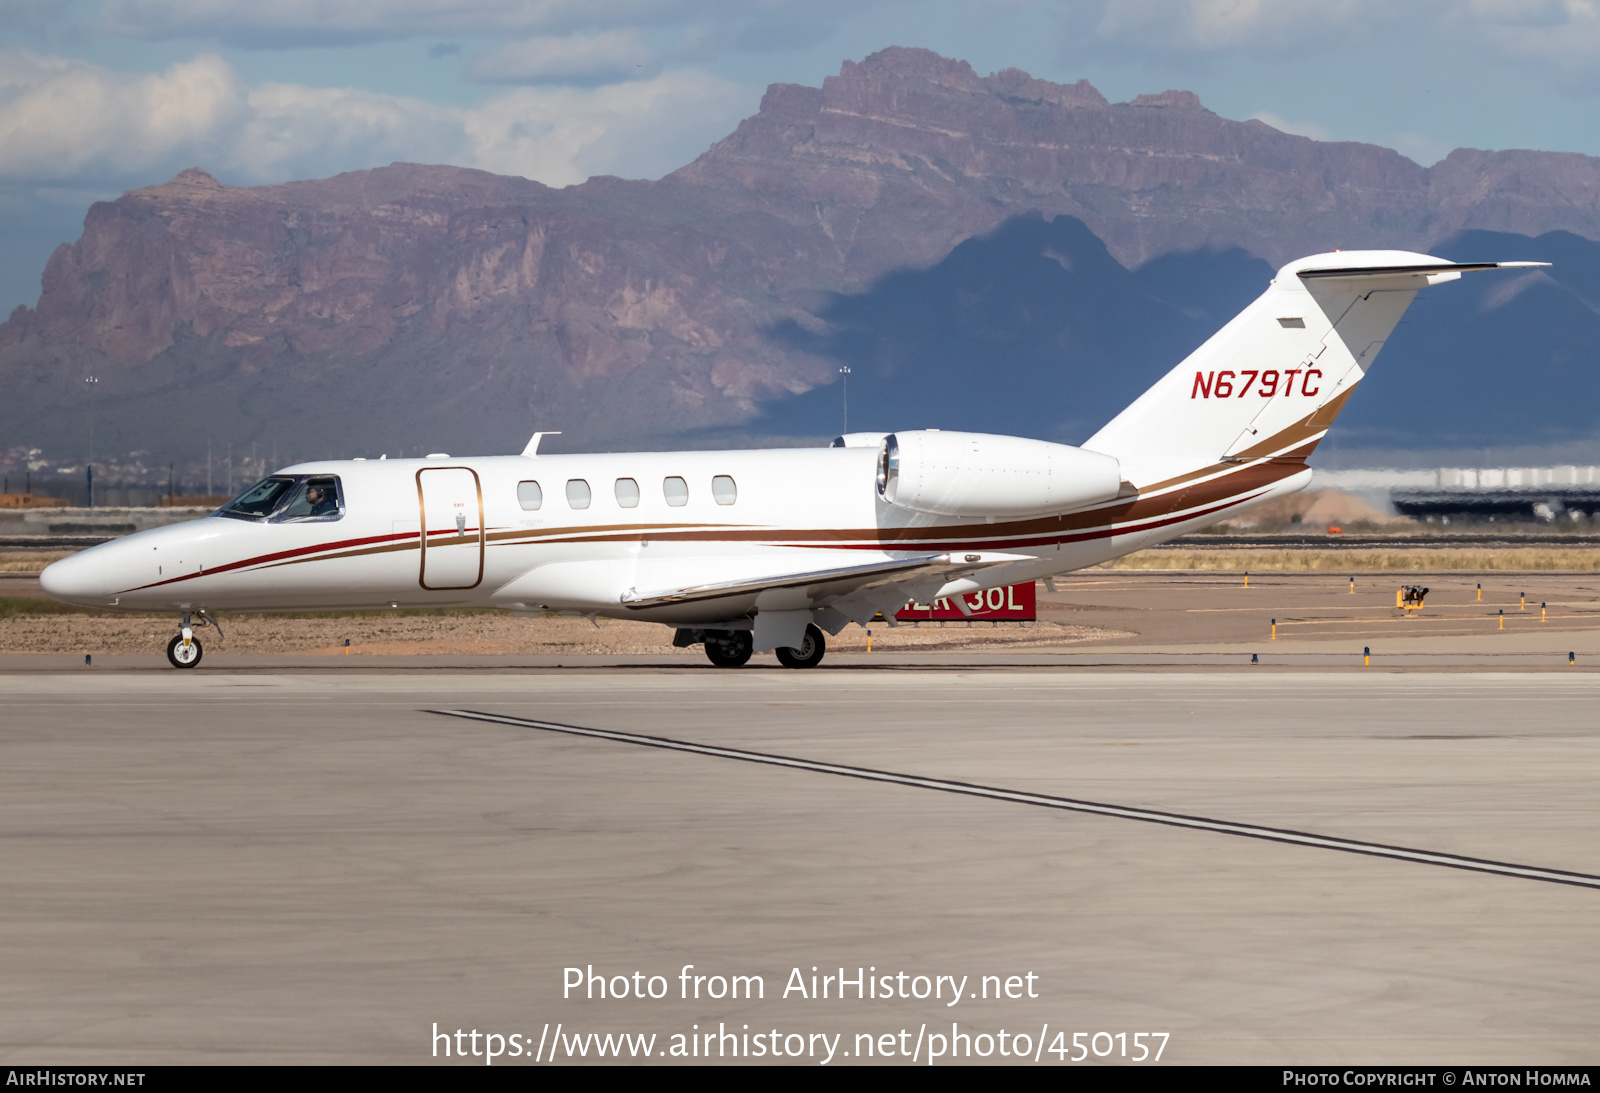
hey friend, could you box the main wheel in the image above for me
[775,624,826,669]
[166,634,203,669]
[704,630,753,668]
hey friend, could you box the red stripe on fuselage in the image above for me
[117,527,442,593]
[112,465,1290,597]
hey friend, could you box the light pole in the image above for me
[839,365,851,435]
[84,376,98,510]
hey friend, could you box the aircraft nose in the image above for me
[40,549,109,606]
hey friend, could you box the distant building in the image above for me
[1313,467,1600,520]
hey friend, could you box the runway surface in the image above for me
[4,671,1600,1064]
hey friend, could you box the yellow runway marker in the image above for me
[1258,624,1600,641]
[1264,612,1600,629]
[1188,605,1444,616]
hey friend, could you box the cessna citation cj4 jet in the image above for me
[43,250,1541,669]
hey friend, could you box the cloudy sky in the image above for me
[3,0,1600,310]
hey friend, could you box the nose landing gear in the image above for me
[166,610,221,669]
[167,632,202,668]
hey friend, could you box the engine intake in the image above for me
[877,431,1124,517]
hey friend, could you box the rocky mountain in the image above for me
[6,46,1600,470]
[759,220,1600,453]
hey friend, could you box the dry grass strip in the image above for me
[0,612,1123,656]
[0,552,71,572]
[1099,548,1600,572]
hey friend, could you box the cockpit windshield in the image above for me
[217,475,344,522]
[219,477,297,519]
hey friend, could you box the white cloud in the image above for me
[1063,0,1600,78]
[234,82,464,180]
[1069,0,1387,54]
[1250,111,1330,141]
[0,48,747,187]
[464,68,741,184]
[93,0,860,50]
[1464,0,1600,88]
[464,29,658,84]
[0,51,245,179]
[97,0,647,45]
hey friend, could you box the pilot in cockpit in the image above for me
[306,484,338,517]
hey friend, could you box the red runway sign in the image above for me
[893,581,1036,622]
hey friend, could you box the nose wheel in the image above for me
[166,610,218,668]
[167,633,202,668]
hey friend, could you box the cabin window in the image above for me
[615,478,640,508]
[517,480,543,510]
[663,476,688,507]
[712,475,737,505]
[566,479,591,509]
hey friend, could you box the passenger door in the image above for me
[417,467,484,590]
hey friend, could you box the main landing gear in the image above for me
[166,610,221,669]
[774,624,826,669]
[704,630,753,668]
[674,623,828,669]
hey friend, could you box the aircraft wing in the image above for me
[617,551,1032,611]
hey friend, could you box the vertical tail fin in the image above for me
[1085,251,1545,489]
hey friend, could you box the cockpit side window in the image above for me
[218,476,297,520]
[274,476,344,522]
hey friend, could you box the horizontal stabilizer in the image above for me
[1297,260,1549,281]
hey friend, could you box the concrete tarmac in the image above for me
[3,670,1599,1065]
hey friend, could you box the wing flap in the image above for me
[618,551,1032,610]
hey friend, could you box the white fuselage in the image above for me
[48,247,1528,642]
[38,447,1308,628]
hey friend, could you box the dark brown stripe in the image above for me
[116,447,1309,592]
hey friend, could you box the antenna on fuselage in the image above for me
[522,431,562,457]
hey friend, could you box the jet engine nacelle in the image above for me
[876,430,1124,517]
